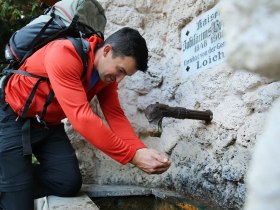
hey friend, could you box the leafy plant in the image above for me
[32,154,40,164]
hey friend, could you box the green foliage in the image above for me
[0,0,42,69]
[32,154,40,164]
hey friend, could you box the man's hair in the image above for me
[104,27,148,72]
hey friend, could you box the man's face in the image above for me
[97,45,137,84]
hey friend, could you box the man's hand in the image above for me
[130,148,171,174]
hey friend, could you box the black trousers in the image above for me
[0,104,82,210]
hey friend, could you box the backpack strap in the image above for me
[2,69,48,79]
[16,10,57,68]
[22,119,32,155]
[16,11,73,69]
[27,8,56,51]
[21,77,48,119]
[67,37,90,79]
[36,88,55,128]
[0,68,48,103]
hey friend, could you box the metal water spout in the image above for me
[144,102,213,133]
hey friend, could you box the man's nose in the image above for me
[116,74,125,83]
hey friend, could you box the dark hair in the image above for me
[104,27,148,72]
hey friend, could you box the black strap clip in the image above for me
[36,114,49,129]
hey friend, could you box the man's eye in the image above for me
[119,69,126,74]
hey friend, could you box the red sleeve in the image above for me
[44,40,138,164]
[97,83,147,151]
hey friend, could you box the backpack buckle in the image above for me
[4,44,16,62]
[35,114,49,129]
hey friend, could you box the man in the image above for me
[0,27,171,210]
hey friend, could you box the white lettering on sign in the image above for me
[181,5,225,78]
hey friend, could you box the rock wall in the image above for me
[219,0,280,209]
[66,0,280,209]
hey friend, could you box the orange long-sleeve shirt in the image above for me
[5,35,146,164]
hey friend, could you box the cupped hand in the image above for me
[130,148,171,174]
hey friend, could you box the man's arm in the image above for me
[97,83,171,174]
[97,82,146,150]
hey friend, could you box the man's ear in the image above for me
[103,44,112,57]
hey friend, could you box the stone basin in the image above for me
[34,184,226,209]
[83,184,225,210]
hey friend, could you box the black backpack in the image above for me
[0,0,106,123]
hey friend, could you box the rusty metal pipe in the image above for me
[144,103,213,132]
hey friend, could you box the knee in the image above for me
[62,175,82,196]
[52,171,82,197]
